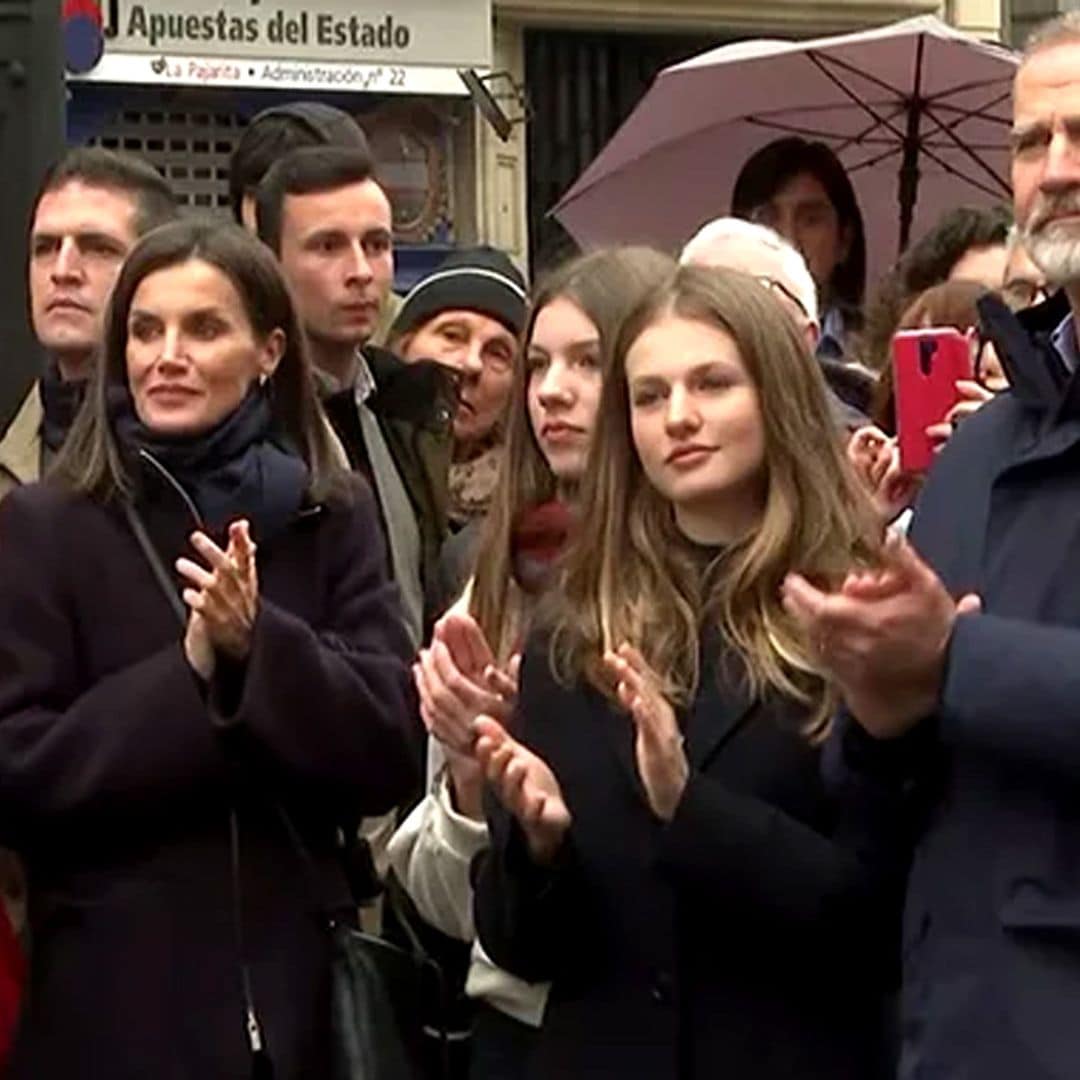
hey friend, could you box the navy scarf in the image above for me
[110,385,308,543]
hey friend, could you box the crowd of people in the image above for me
[0,9,1077,1079]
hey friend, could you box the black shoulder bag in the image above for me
[123,502,448,1080]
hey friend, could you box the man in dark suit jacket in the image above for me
[783,15,1080,1078]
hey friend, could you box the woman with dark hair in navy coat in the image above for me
[0,218,419,1079]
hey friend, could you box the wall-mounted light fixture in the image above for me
[458,68,530,142]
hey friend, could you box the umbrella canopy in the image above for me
[553,16,1019,286]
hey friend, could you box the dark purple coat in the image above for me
[0,478,419,1079]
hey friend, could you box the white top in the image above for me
[387,738,550,1027]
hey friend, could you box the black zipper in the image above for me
[137,449,205,531]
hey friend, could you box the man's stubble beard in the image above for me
[303,321,370,387]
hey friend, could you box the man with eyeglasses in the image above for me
[681,217,872,426]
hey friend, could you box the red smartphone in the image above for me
[892,327,973,473]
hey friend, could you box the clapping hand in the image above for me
[782,533,981,739]
[603,644,689,822]
[413,612,519,755]
[473,715,571,864]
[176,520,259,679]
[413,611,520,818]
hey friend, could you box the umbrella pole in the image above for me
[898,102,921,254]
[897,35,927,255]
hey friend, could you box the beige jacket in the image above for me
[0,384,43,501]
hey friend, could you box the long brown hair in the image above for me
[551,265,880,738]
[52,217,347,503]
[469,246,676,663]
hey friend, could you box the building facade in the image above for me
[482,0,1000,272]
[66,0,494,289]
[1002,0,1063,46]
[65,0,1004,281]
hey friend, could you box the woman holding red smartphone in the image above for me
[848,280,1008,528]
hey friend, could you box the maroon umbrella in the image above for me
[553,16,1018,283]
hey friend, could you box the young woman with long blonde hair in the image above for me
[473,265,893,1080]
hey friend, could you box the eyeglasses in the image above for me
[753,275,811,321]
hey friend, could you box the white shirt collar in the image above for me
[354,350,377,404]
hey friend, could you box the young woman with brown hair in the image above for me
[387,247,674,1078]
[473,265,893,1079]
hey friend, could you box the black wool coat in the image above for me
[474,637,895,1080]
[0,477,419,1079]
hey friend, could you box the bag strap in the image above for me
[123,499,271,1069]
[124,502,186,625]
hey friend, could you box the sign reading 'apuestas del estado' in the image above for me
[101,0,492,68]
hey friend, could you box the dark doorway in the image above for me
[524,27,728,274]
[0,0,64,423]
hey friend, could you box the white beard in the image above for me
[1024,222,1080,286]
